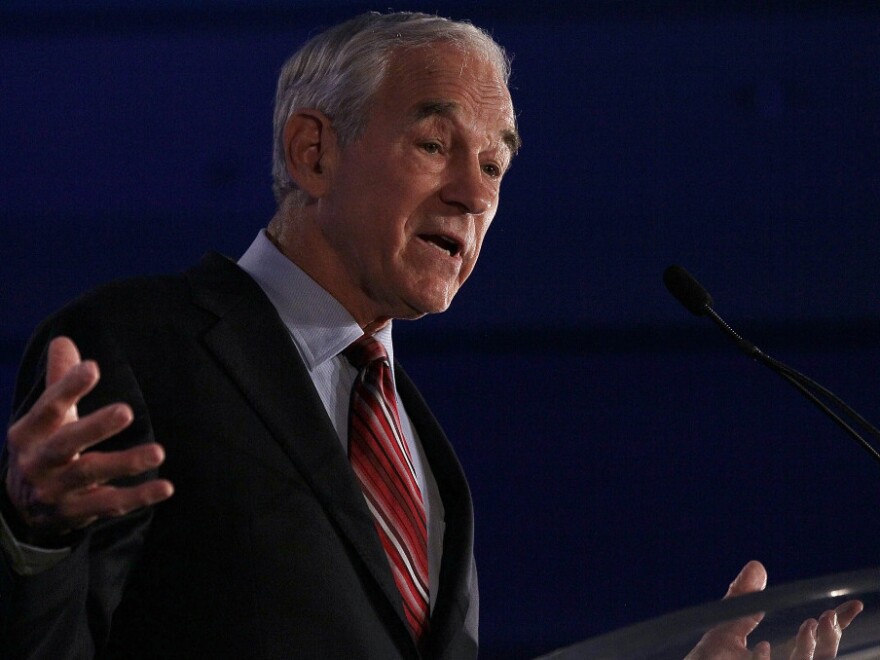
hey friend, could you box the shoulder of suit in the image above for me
[38,252,255,336]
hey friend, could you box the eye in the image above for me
[420,141,443,155]
[482,162,503,179]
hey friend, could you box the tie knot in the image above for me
[343,334,388,370]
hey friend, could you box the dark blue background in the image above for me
[2,2,878,657]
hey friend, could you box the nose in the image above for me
[439,154,494,216]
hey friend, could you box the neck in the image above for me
[265,210,391,333]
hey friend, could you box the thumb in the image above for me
[725,560,768,599]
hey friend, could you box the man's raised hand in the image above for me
[4,336,173,542]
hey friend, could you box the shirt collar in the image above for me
[237,230,395,370]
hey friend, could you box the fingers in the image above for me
[812,600,863,660]
[812,610,840,660]
[684,565,859,660]
[5,335,175,537]
[788,618,818,660]
[7,439,174,535]
[36,403,134,468]
[725,560,768,599]
[834,599,864,630]
[8,361,100,450]
[691,564,862,660]
[751,640,771,660]
[690,561,769,647]
[46,336,86,425]
[719,612,767,645]
[702,560,768,641]
[62,478,175,530]
[46,336,83,387]
[9,402,135,492]
[55,442,166,492]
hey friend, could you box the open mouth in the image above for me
[420,234,462,257]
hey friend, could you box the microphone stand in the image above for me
[700,301,880,467]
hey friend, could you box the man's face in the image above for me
[317,42,518,325]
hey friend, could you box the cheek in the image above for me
[457,231,489,284]
[470,218,493,260]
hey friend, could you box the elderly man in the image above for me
[0,11,862,660]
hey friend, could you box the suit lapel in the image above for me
[395,362,476,656]
[184,254,412,641]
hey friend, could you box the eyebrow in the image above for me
[412,100,522,157]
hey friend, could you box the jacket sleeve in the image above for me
[0,310,158,660]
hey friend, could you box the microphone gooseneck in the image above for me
[663,264,880,468]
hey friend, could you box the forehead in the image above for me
[374,42,517,143]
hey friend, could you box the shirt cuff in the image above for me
[0,504,71,576]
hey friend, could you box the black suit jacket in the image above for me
[0,254,478,659]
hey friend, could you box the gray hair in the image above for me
[271,11,513,205]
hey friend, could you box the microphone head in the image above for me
[663,265,714,316]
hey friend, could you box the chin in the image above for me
[402,293,457,319]
[392,278,463,319]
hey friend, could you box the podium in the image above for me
[536,567,880,659]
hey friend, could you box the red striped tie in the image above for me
[344,334,430,640]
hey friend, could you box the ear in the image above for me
[281,110,338,199]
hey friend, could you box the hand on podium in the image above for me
[685,560,863,660]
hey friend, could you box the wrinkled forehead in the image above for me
[381,42,519,149]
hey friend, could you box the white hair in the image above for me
[271,11,513,205]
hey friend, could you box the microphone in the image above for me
[662,264,713,316]
[663,264,880,468]
[664,266,761,359]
